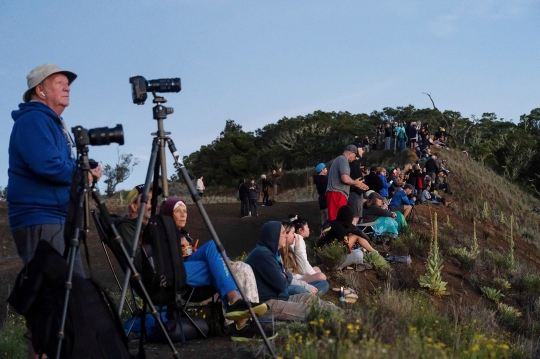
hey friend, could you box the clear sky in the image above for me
[1,1,539,192]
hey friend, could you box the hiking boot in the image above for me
[229,320,275,339]
[225,299,268,321]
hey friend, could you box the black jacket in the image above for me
[238,182,250,200]
[313,174,328,209]
[349,159,365,195]
[425,158,441,174]
[364,171,383,193]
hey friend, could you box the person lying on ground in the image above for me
[388,184,416,218]
[279,221,328,296]
[362,191,405,237]
[246,221,339,321]
[317,205,376,271]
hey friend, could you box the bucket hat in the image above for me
[23,63,77,102]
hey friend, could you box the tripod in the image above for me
[118,93,276,358]
[56,128,181,359]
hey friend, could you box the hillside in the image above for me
[1,148,540,358]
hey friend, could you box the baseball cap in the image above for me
[23,63,77,102]
[315,163,326,173]
[126,184,163,204]
[344,144,358,153]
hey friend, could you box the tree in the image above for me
[102,150,140,197]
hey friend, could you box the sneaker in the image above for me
[225,299,268,321]
[229,320,276,339]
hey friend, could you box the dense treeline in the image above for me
[179,106,540,194]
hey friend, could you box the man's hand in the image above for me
[88,164,103,185]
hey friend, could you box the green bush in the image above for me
[0,314,27,359]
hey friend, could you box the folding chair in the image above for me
[91,210,217,342]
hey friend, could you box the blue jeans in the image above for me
[398,140,406,150]
[185,241,237,299]
[287,280,329,297]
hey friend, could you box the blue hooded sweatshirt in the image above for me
[245,221,293,302]
[8,102,76,229]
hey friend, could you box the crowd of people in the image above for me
[354,121,450,154]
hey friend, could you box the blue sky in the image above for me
[1,1,539,192]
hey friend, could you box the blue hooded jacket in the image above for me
[8,102,76,229]
[245,221,293,302]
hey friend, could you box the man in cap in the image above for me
[8,63,101,278]
[313,163,328,225]
[325,145,368,221]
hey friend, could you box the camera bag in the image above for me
[8,240,133,359]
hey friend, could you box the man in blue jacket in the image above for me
[8,63,101,277]
[388,184,416,219]
[246,221,338,321]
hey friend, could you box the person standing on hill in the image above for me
[195,175,205,198]
[384,123,392,150]
[238,178,250,217]
[8,63,102,279]
[325,145,368,221]
[348,148,367,225]
[248,177,260,217]
[313,163,329,225]
[261,174,271,205]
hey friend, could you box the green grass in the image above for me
[0,314,27,359]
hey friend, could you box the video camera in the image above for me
[129,76,181,105]
[71,125,124,148]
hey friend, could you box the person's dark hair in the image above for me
[370,165,378,172]
[290,215,308,232]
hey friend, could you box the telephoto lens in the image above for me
[89,124,124,146]
[146,78,181,93]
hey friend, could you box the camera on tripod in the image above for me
[72,125,124,148]
[129,76,181,105]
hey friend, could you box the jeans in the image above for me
[185,241,237,299]
[287,280,329,296]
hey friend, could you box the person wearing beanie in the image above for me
[313,163,328,225]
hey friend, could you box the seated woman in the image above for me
[159,197,265,333]
[279,221,328,296]
[377,167,392,201]
[289,215,326,279]
[317,205,376,271]
[362,191,405,237]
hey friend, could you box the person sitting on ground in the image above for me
[159,198,264,335]
[419,183,450,206]
[145,197,268,330]
[289,215,327,280]
[377,167,392,201]
[317,205,376,272]
[364,165,383,194]
[362,191,405,237]
[279,221,328,296]
[246,221,339,321]
[388,184,416,218]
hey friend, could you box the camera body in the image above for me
[72,125,124,147]
[129,76,181,105]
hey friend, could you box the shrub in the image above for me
[364,251,392,280]
[317,241,346,271]
[419,213,448,295]
[0,314,27,359]
[481,286,504,303]
[492,277,511,292]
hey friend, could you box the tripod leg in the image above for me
[118,137,160,315]
[165,138,276,358]
[55,190,85,359]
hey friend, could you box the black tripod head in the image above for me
[152,94,174,120]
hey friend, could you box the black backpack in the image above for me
[8,241,133,359]
[140,214,187,306]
